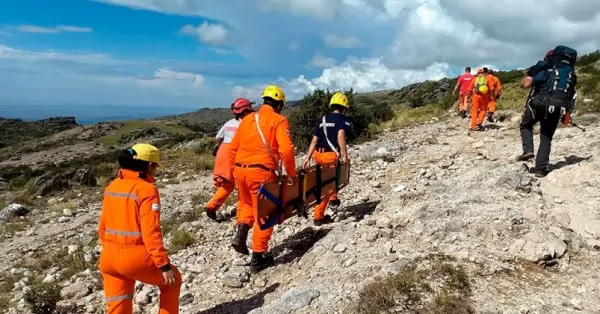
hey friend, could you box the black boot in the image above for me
[487,112,494,123]
[329,199,341,207]
[516,152,535,162]
[529,167,550,178]
[231,223,250,255]
[314,215,334,226]
[250,252,274,274]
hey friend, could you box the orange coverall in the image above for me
[468,75,494,129]
[312,149,338,220]
[206,142,235,211]
[98,169,182,314]
[488,75,502,113]
[228,105,296,253]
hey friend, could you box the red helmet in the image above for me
[544,49,554,60]
[231,98,254,114]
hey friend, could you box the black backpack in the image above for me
[530,45,578,111]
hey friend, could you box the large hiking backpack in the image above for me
[474,76,488,94]
[531,45,578,110]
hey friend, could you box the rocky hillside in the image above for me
[1,107,600,313]
[0,117,79,148]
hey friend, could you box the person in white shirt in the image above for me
[206,98,255,221]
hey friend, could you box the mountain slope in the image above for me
[2,111,600,313]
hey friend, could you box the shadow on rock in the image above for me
[271,227,332,265]
[483,124,502,130]
[196,283,280,314]
[336,201,380,222]
[549,155,592,172]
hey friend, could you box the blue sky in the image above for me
[1,0,599,119]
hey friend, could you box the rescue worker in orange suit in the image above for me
[486,69,502,122]
[98,143,181,314]
[205,98,255,222]
[468,68,495,131]
[228,84,296,273]
[452,66,474,118]
[302,91,350,225]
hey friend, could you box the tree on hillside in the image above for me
[288,88,393,151]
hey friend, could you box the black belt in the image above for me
[234,163,274,172]
[316,146,335,153]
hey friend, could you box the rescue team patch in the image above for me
[152,203,161,211]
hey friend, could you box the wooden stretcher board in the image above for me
[256,161,350,230]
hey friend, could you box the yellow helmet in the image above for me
[261,84,286,105]
[477,85,489,94]
[131,143,163,168]
[329,91,349,108]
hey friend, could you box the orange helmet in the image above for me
[231,98,254,114]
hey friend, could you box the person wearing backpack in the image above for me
[516,45,578,177]
[302,91,351,226]
[468,68,494,131]
[486,69,502,122]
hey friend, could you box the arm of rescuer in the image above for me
[275,118,297,178]
[338,118,350,164]
[97,192,108,245]
[138,186,171,271]
[228,120,242,175]
[452,76,462,95]
[303,136,319,169]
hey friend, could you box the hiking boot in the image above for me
[313,215,334,226]
[230,223,251,255]
[487,113,494,123]
[476,124,484,131]
[529,167,550,178]
[516,152,535,162]
[329,199,341,207]
[250,252,275,274]
[461,111,467,119]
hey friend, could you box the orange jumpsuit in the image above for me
[312,149,338,220]
[228,105,296,253]
[468,75,494,129]
[206,142,235,211]
[98,169,182,314]
[488,75,502,113]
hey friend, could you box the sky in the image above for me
[1,0,600,119]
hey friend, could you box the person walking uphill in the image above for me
[228,84,296,273]
[302,91,350,226]
[486,69,502,122]
[98,143,181,314]
[517,45,578,178]
[205,98,255,222]
[468,68,494,131]
[453,66,474,118]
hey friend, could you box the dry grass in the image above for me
[23,279,62,314]
[369,104,449,134]
[168,230,196,254]
[353,254,474,314]
[162,149,214,172]
[0,218,33,238]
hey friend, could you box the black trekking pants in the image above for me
[519,99,561,170]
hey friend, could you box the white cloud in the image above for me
[309,54,337,68]
[323,33,361,48]
[180,22,228,45]
[233,58,450,101]
[0,44,139,65]
[17,25,92,33]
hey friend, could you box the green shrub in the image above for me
[288,88,394,151]
[24,281,61,314]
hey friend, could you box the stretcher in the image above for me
[256,161,350,230]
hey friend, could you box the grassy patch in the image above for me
[0,295,10,313]
[370,104,449,134]
[25,247,93,280]
[97,120,193,148]
[161,207,205,235]
[168,230,196,253]
[0,218,33,237]
[161,149,214,172]
[353,254,474,314]
[0,272,19,294]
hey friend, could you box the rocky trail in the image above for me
[2,110,600,314]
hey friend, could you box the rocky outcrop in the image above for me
[0,117,79,148]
